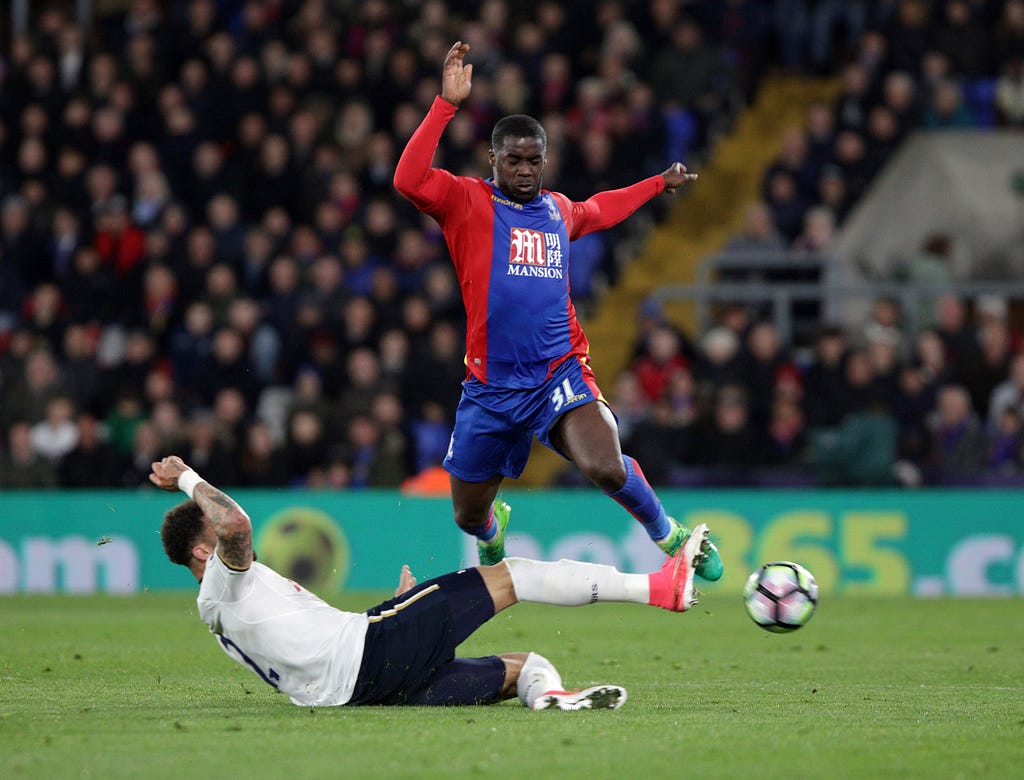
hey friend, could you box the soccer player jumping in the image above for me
[394,42,722,580]
[150,456,709,709]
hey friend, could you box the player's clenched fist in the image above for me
[149,455,190,491]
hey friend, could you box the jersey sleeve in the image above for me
[555,176,666,240]
[199,548,254,606]
[393,96,471,222]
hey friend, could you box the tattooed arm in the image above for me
[149,455,253,570]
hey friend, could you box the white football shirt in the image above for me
[197,551,369,706]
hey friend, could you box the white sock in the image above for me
[504,557,650,606]
[517,652,563,708]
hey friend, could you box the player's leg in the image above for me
[444,384,531,564]
[514,652,626,711]
[401,651,625,709]
[552,401,676,542]
[401,655,513,705]
[475,528,709,613]
[552,398,723,581]
[449,474,510,565]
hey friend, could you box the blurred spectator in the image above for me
[900,234,954,332]
[804,325,849,427]
[283,407,330,485]
[0,421,57,488]
[864,322,904,407]
[695,326,744,402]
[150,398,187,454]
[936,0,993,78]
[1,348,66,431]
[791,205,836,253]
[195,326,259,407]
[995,56,1024,125]
[632,324,690,404]
[650,17,733,152]
[59,413,128,487]
[987,352,1024,426]
[766,396,808,464]
[29,395,79,461]
[105,391,147,457]
[927,384,990,477]
[808,398,898,486]
[924,80,975,128]
[988,406,1024,473]
[912,327,955,394]
[959,318,1013,417]
[182,407,239,487]
[61,247,118,325]
[833,61,873,131]
[996,0,1024,65]
[934,294,977,374]
[723,202,786,255]
[237,420,290,487]
[834,347,881,419]
[814,165,851,224]
[402,320,465,429]
[741,320,791,425]
[93,195,146,278]
[893,363,935,462]
[694,383,771,471]
[763,169,808,243]
[345,391,411,487]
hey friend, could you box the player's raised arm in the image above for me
[441,41,473,106]
[149,455,253,570]
[394,41,472,216]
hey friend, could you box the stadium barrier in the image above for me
[647,274,1024,347]
[1,489,1022,597]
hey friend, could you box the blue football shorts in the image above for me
[443,356,605,482]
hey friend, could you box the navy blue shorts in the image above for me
[443,357,604,481]
[348,568,506,706]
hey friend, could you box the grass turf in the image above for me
[2,592,1023,780]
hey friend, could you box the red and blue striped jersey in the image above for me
[395,96,666,388]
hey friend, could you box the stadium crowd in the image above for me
[0,0,1022,491]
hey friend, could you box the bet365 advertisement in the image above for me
[1,489,1022,596]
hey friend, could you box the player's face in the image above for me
[490,136,546,203]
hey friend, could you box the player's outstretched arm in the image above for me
[149,455,253,570]
[441,41,472,106]
[561,162,699,237]
[660,162,698,194]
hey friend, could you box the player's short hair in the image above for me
[491,115,546,154]
[161,500,206,566]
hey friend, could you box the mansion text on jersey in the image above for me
[507,264,564,278]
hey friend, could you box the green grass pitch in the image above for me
[2,592,1023,779]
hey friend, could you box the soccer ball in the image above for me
[742,561,818,633]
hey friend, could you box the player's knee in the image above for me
[581,457,627,492]
[453,505,488,532]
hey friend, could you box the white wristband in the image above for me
[177,469,207,500]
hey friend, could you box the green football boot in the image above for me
[658,517,724,582]
[477,499,512,565]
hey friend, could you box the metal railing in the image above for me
[649,250,1024,344]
